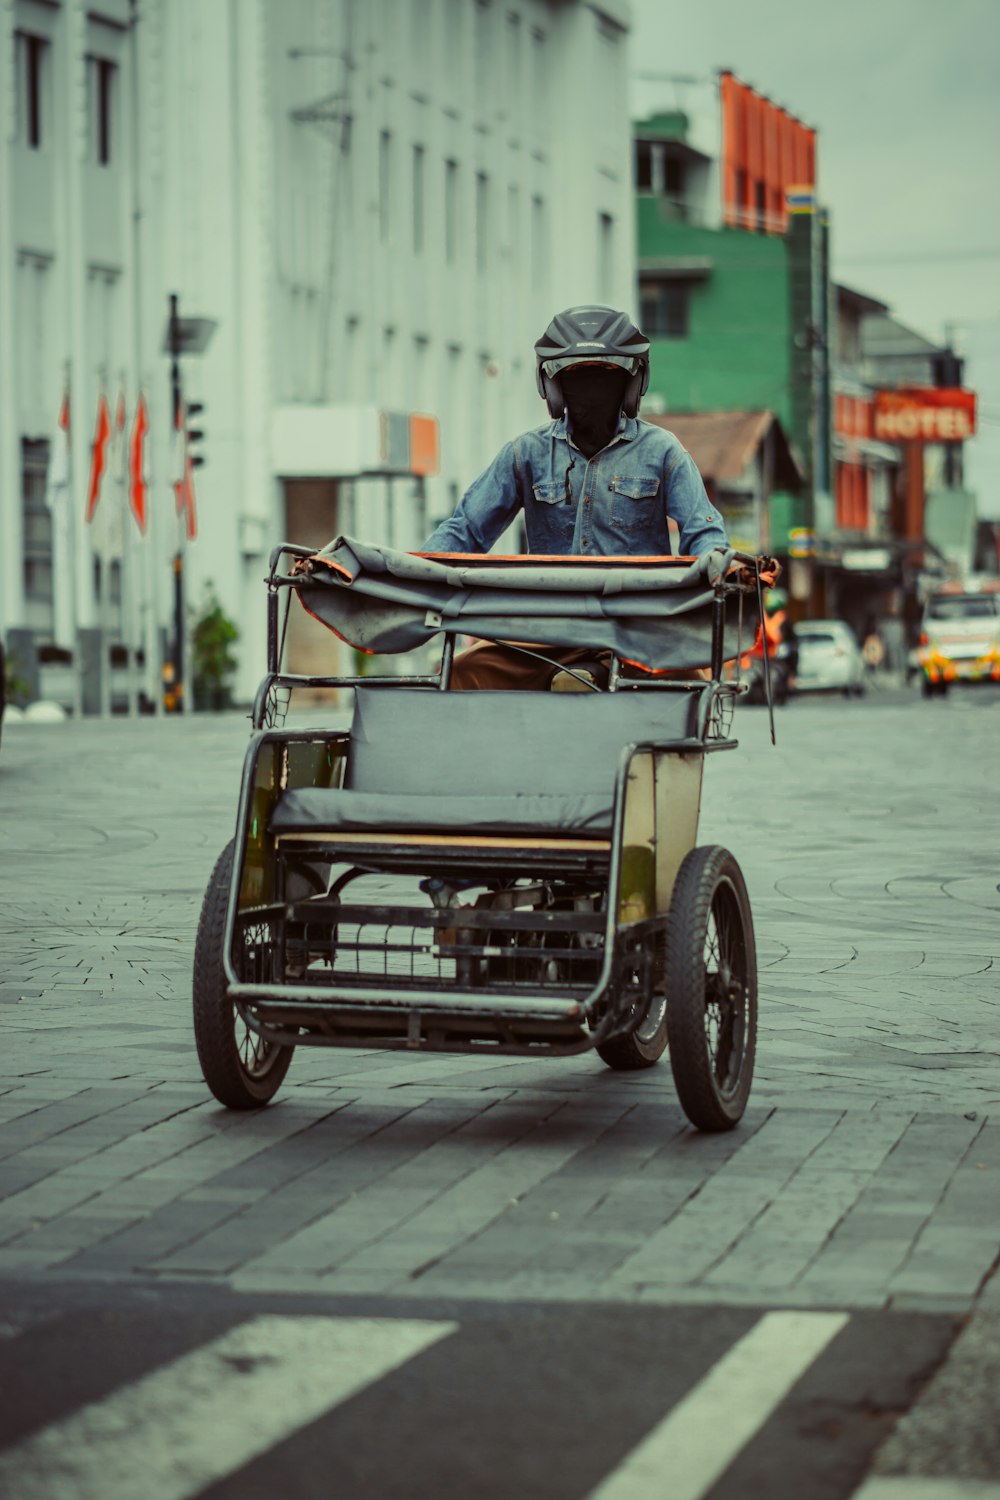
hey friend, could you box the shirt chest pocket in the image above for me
[532,480,567,507]
[609,475,660,530]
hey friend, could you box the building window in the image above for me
[475,172,489,272]
[474,0,493,119]
[22,438,52,603]
[87,56,116,165]
[15,32,47,149]
[412,144,425,253]
[755,179,766,233]
[636,141,686,201]
[598,213,614,299]
[640,280,692,340]
[507,182,520,259]
[443,0,462,88]
[410,0,431,82]
[635,140,657,193]
[735,168,748,227]
[530,28,547,140]
[444,158,458,265]
[504,11,521,118]
[378,131,391,242]
[412,334,430,408]
[530,193,547,298]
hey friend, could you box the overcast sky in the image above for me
[628,0,1000,515]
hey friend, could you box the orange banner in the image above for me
[873,388,977,442]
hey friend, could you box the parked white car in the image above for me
[794,620,865,696]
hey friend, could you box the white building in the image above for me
[0,0,635,710]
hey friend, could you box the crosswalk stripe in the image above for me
[853,1479,1000,1499]
[0,1315,456,1500]
[588,1309,849,1500]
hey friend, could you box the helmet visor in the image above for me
[540,355,639,379]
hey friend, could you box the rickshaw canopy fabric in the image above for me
[293,537,746,669]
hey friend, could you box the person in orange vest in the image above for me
[741,589,796,700]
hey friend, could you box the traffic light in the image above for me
[186,401,206,468]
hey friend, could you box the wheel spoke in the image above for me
[703,884,748,1092]
[233,1006,276,1080]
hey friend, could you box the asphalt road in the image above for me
[0,677,998,1498]
[0,1279,965,1500]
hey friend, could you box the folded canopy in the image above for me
[292,537,754,670]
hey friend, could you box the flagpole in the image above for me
[127,0,155,716]
[121,381,135,716]
[168,292,186,713]
[46,367,83,717]
[99,364,112,718]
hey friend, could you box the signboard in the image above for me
[785,186,815,215]
[841,548,893,572]
[788,527,815,558]
[272,404,439,478]
[873,388,977,443]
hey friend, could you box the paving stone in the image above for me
[1,699,998,1306]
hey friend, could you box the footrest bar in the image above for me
[229,981,587,1019]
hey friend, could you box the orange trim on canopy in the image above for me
[413,552,698,566]
[299,555,355,580]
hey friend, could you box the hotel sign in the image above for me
[874,388,977,442]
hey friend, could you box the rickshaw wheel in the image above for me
[665,846,757,1132]
[595,946,668,1070]
[193,841,294,1109]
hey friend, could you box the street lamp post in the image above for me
[162,294,216,712]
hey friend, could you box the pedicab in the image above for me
[192,538,775,1132]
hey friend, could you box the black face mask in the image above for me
[560,366,628,457]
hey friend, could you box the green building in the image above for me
[634,107,829,559]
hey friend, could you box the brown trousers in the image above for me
[448,641,607,691]
[447,640,709,691]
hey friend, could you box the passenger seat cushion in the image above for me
[345,687,704,799]
[270,788,613,836]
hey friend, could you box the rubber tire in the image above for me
[595,985,668,1071]
[193,840,294,1109]
[665,845,757,1132]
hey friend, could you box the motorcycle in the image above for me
[744,640,795,706]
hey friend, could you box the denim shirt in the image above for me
[424,415,729,558]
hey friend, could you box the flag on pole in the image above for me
[172,398,197,541]
[45,386,75,645]
[46,387,71,493]
[85,392,112,522]
[128,392,149,533]
[98,385,128,555]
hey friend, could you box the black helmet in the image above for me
[535,305,650,419]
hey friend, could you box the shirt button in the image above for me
[582,540,591,550]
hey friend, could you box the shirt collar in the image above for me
[552,413,637,449]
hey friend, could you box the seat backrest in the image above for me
[345,687,705,799]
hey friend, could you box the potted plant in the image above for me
[191,585,239,711]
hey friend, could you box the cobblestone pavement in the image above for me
[0,687,998,1314]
